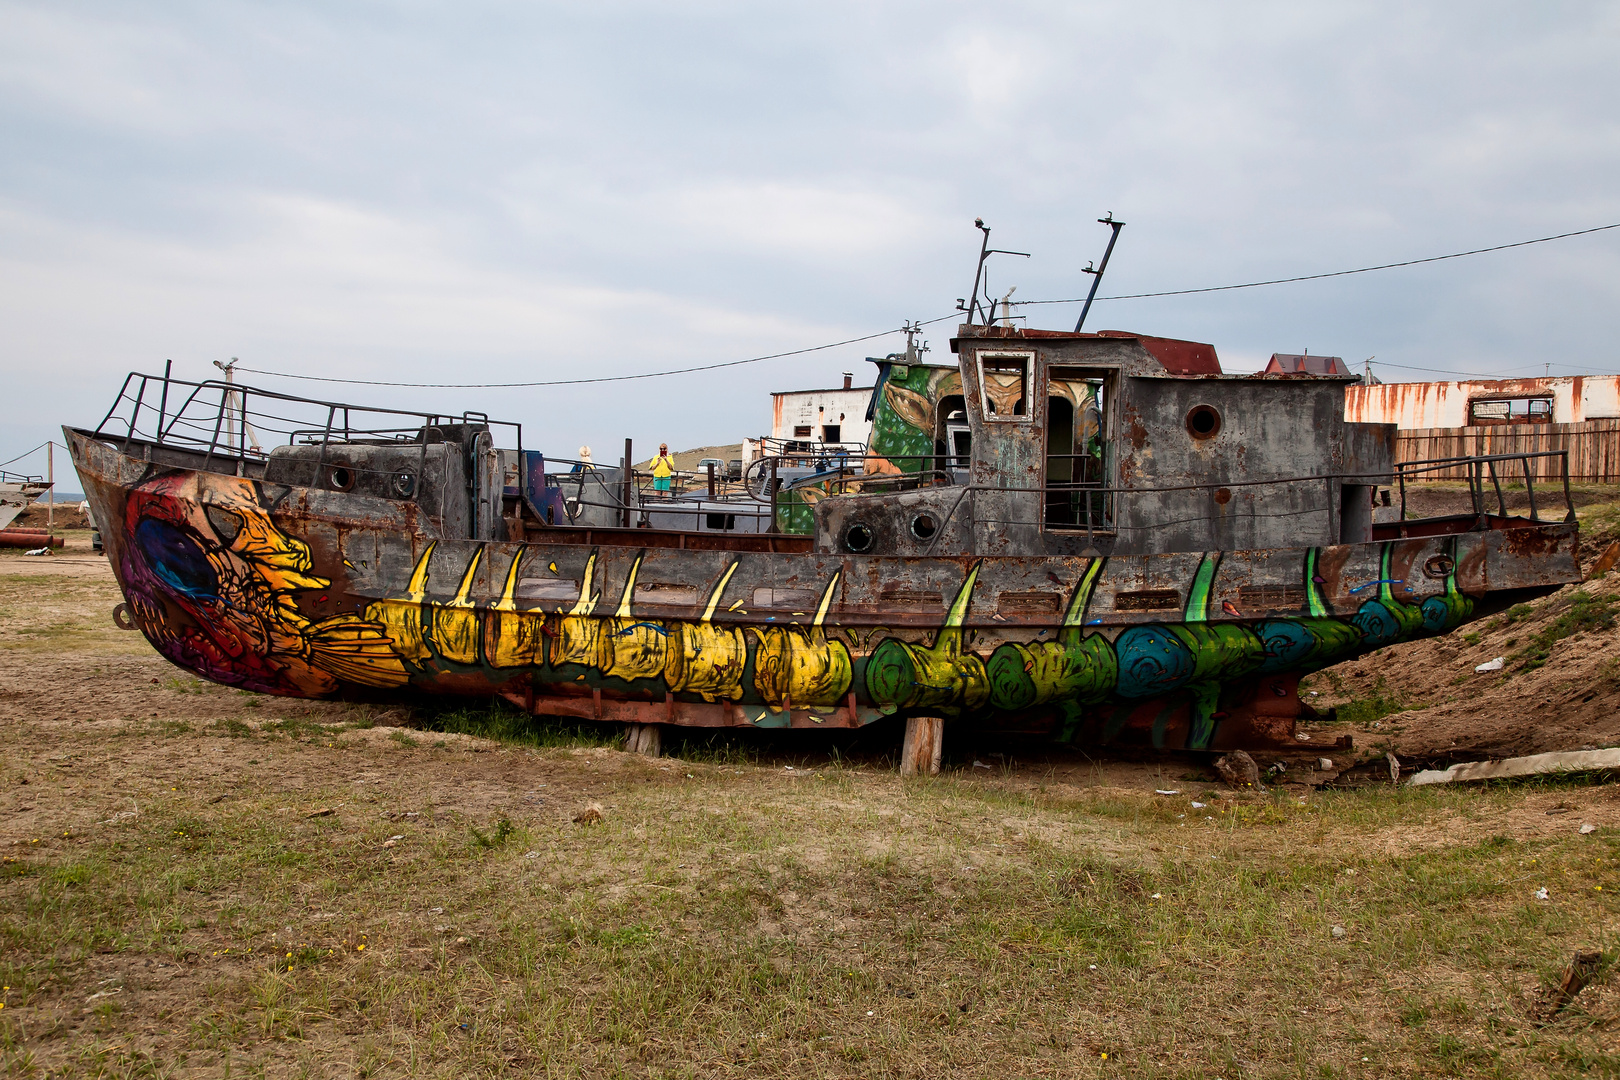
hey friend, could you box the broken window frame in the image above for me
[976,351,1034,423]
[1468,396,1553,425]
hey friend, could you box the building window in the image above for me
[793,425,813,437]
[978,352,1033,421]
[822,424,841,443]
[1469,397,1553,425]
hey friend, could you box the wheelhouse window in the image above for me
[1469,397,1552,425]
[978,353,1033,421]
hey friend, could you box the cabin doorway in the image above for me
[1044,368,1111,530]
[934,394,970,475]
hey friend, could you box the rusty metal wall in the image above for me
[1346,375,1620,429]
[1114,377,1353,554]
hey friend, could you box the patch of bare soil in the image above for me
[1306,567,1620,764]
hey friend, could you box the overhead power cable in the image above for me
[1367,361,1541,380]
[1368,359,1620,381]
[1012,220,1620,306]
[228,218,1620,390]
[233,314,959,389]
[0,441,49,470]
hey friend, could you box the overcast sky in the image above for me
[3,0,1619,478]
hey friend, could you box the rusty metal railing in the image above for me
[89,369,524,489]
[908,452,1576,554]
[1393,449,1575,533]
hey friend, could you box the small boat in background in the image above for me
[0,471,52,531]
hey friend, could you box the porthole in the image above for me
[1423,554,1455,580]
[844,522,874,553]
[1186,404,1222,440]
[391,471,417,499]
[328,465,355,492]
[911,513,938,541]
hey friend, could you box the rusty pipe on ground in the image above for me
[0,530,63,548]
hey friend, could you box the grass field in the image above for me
[1,537,1617,1077]
[2,708,1617,1078]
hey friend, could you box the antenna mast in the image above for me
[1074,212,1126,333]
[956,219,1030,326]
[901,320,925,363]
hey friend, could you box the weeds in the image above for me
[1503,603,1537,624]
[413,698,620,749]
[1333,677,1412,726]
[469,813,515,849]
[1515,589,1619,671]
[261,716,338,740]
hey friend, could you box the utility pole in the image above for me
[46,440,53,534]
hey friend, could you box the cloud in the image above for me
[2,0,1620,459]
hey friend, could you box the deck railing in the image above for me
[1391,448,1576,533]
[89,369,523,482]
[744,448,1576,546]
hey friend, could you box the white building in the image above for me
[769,372,874,445]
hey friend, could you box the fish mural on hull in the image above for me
[117,473,408,695]
[107,471,1478,748]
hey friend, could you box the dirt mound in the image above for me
[1303,566,1620,764]
[12,503,90,529]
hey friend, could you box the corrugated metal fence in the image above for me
[1397,419,1620,483]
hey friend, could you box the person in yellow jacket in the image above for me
[650,444,675,493]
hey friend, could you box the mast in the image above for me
[1074,213,1126,333]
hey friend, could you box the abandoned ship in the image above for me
[67,310,1581,765]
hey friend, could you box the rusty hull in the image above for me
[68,429,1582,753]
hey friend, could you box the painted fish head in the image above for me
[120,473,338,695]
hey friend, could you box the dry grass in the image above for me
[2,717,1617,1078]
[2,535,1618,1078]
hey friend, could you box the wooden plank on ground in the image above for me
[1408,748,1620,786]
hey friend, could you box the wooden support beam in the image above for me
[625,723,662,758]
[900,716,943,777]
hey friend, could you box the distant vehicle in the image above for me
[695,457,725,476]
[725,459,742,481]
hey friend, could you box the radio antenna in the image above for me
[1074,212,1126,333]
[957,218,1030,325]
